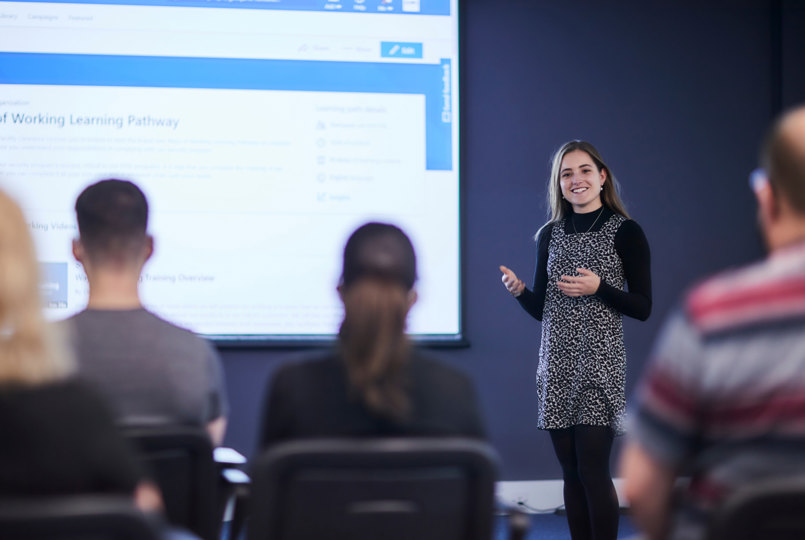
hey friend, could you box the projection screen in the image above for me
[0,0,461,344]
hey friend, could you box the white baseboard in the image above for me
[496,479,629,514]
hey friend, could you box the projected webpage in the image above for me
[0,0,460,341]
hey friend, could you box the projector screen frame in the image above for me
[0,0,469,347]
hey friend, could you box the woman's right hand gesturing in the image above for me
[500,265,525,297]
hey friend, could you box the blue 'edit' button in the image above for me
[381,41,423,59]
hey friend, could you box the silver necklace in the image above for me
[572,206,604,234]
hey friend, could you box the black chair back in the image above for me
[0,495,159,540]
[707,475,805,540]
[120,424,220,540]
[247,438,498,540]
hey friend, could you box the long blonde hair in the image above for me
[546,140,630,223]
[0,190,74,384]
[338,223,416,421]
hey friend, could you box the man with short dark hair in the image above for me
[68,179,228,445]
[620,105,805,540]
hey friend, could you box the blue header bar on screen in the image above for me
[12,0,450,15]
[0,52,453,170]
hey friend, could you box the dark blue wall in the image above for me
[782,1,805,108]
[218,0,805,480]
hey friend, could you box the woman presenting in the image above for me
[501,140,651,540]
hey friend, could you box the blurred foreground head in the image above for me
[757,105,805,251]
[340,222,417,291]
[338,222,418,421]
[74,179,150,266]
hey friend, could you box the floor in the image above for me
[223,512,640,540]
[494,511,639,540]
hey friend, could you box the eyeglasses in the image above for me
[749,168,768,193]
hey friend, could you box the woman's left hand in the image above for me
[557,268,601,297]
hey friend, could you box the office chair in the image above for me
[246,437,499,540]
[0,494,159,540]
[707,475,805,540]
[119,423,231,540]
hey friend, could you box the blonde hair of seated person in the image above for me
[0,190,74,384]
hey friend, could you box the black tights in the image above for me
[549,425,619,540]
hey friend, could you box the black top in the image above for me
[259,351,486,449]
[516,205,652,321]
[0,378,143,497]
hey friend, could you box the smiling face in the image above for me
[558,150,607,213]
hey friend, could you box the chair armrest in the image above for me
[221,468,250,485]
[214,450,250,540]
[214,447,247,467]
[220,471,250,540]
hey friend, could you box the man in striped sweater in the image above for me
[620,104,805,540]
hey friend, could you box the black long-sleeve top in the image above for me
[516,206,652,321]
[259,351,486,449]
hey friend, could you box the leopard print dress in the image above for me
[537,212,627,435]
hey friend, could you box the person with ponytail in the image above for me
[0,188,163,513]
[259,222,484,447]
